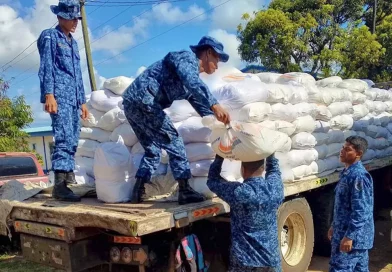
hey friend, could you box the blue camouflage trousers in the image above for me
[123,99,192,181]
[329,242,369,272]
[50,103,80,172]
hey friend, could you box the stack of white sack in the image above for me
[75,76,133,184]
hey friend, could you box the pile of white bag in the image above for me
[73,69,392,203]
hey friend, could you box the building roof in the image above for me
[23,126,53,137]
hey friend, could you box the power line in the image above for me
[92,0,232,69]
[86,0,111,15]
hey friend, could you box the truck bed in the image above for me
[6,156,392,238]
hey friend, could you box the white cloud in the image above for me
[151,2,206,24]
[208,29,243,68]
[136,66,147,76]
[208,0,267,31]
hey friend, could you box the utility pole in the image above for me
[80,0,97,92]
[372,0,377,34]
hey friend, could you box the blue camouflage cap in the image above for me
[190,36,229,63]
[50,0,82,20]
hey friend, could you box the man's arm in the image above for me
[37,30,55,99]
[344,174,373,241]
[207,155,240,204]
[265,154,284,202]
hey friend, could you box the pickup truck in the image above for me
[1,155,391,272]
[0,152,49,186]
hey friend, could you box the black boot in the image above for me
[130,178,147,204]
[52,172,81,202]
[178,179,206,205]
[65,172,77,185]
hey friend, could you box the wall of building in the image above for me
[27,136,54,173]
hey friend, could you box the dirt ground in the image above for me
[0,215,391,272]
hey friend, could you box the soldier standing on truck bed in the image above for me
[38,0,88,202]
[122,36,231,205]
[328,136,374,272]
[207,154,284,272]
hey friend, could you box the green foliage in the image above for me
[0,94,34,154]
[237,0,391,81]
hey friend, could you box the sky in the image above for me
[0,0,270,128]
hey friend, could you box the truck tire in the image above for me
[307,185,335,257]
[278,197,314,272]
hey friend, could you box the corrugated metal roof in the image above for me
[23,126,52,133]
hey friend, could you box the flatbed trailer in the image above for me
[2,156,392,272]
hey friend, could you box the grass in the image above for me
[0,255,61,272]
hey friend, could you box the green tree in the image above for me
[0,79,43,164]
[237,0,388,80]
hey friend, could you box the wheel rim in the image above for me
[280,212,307,266]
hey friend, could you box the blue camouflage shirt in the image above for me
[122,50,218,116]
[332,161,374,249]
[207,156,284,268]
[38,25,85,107]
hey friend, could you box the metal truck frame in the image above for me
[2,156,392,272]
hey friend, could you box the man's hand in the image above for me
[81,104,89,121]
[211,104,230,124]
[45,94,57,114]
[340,237,353,253]
[328,227,333,241]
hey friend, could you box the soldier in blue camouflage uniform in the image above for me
[38,0,88,202]
[328,136,374,272]
[122,36,231,205]
[207,155,284,272]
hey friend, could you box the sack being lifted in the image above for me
[202,116,290,162]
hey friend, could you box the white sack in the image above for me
[327,130,345,144]
[178,117,211,144]
[292,164,313,179]
[259,120,276,130]
[315,145,328,159]
[328,102,353,117]
[90,89,124,112]
[312,133,329,146]
[384,101,392,113]
[314,105,332,121]
[362,149,376,162]
[81,102,105,128]
[276,149,318,168]
[343,130,357,139]
[185,143,215,162]
[376,112,392,127]
[75,156,94,177]
[293,116,316,133]
[256,72,282,83]
[275,121,296,136]
[364,89,378,100]
[200,66,243,92]
[212,75,269,110]
[352,105,370,121]
[373,138,389,150]
[190,160,213,177]
[80,127,111,143]
[164,100,199,122]
[309,88,352,105]
[373,101,388,114]
[314,121,330,133]
[281,168,295,183]
[337,79,368,93]
[316,156,341,173]
[374,88,391,101]
[204,117,290,162]
[387,123,392,134]
[103,76,133,95]
[330,115,354,130]
[96,179,134,203]
[276,72,316,86]
[277,137,292,153]
[352,93,367,105]
[77,139,100,157]
[110,123,138,147]
[74,165,95,186]
[291,132,317,149]
[266,84,308,104]
[316,76,342,87]
[189,177,215,199]
[269,103,316,122]
[366,125,389,139]
[94,137,134,182]
[326,143,342,158]
[97,107,125,131]
[238,102,271,123]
